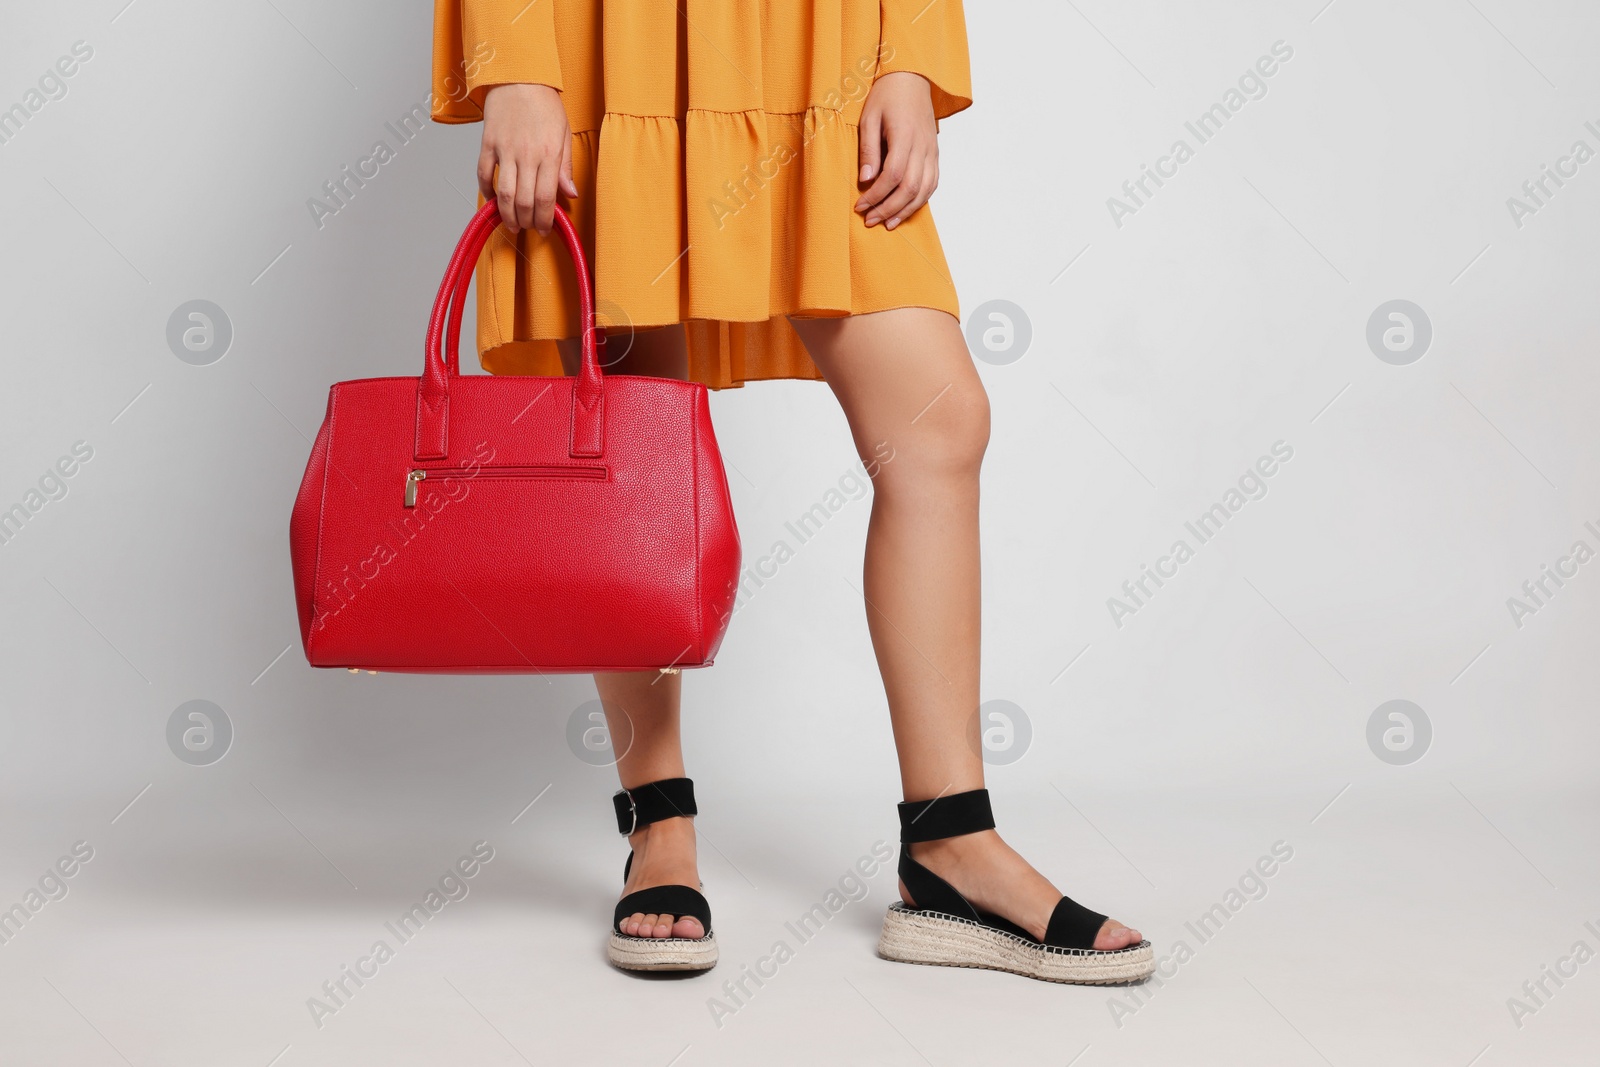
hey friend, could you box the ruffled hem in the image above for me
[480,321,828,389]
[473,104,959,389]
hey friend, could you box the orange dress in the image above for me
[430,0,972,389]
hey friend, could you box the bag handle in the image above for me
[436,204,608,376]
[415,202,605,460]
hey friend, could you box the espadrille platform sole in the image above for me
[607,932,719,972]
[878,903,1154,984]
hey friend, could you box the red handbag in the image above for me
[289,203,741,673]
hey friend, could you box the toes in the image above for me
[620,910,705,939]
[1094,920,1141,951]
[619,912,702,939]
[621,912,657,937]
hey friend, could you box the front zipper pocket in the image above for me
[404,463,607,507]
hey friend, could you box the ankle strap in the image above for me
[897,788,994,844]
[613,778,697,835]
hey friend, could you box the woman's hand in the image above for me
[855,71,939,231]
[479,83,579,235]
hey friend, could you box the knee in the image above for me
[879,380,990,486]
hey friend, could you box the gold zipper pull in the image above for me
[404,469,426,507]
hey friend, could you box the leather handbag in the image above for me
[289,202,741,673]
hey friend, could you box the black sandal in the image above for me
[878,789,1154,984]
[607,777,717,972]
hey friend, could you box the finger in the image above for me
[495,158,521,232]
[856,105,883,194]
[886,155,938,230]
[533,153,560,235]
[859,135,912,222]
[515,151,539,233]
[559,134,578,199]
[867,142,923,227]
[872,172,920,230]
[477,146,498,204]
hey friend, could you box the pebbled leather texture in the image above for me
[289,203,742,673]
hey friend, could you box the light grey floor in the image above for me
[2,771,1594,1066]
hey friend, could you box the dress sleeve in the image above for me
[431,0,564,124]
[877,0,972,120]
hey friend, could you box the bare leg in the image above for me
[559,325,703,940]
[787,308,1140,950]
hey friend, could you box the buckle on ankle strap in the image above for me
[617,790,638,836]
[612,778,697,836]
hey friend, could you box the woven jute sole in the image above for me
[607,931,719,972]
[878,903,1154,985]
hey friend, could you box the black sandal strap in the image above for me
[613,884,713,937]
[901,850,1109,949]
[897,788,995,843]
[898,851,983,924]
[896,789,1113,951]
[1044,895,1110,951]
[613,777,697,835]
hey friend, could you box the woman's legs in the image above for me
[595,669,703,939]
[787,308,1140,950]
[559,325,704,940]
